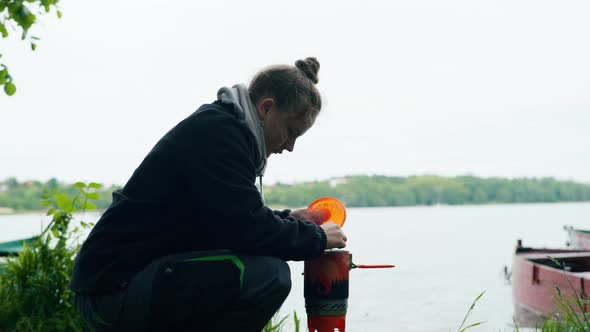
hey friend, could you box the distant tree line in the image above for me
[2,175,590,212]
[264,175,590,208]
[0,177,118,211]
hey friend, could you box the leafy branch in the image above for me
[0,0,62,96]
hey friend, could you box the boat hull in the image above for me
[565,226,590,250]
[0,236,39,256]
[0,236,39,272]
[512,245,590,321]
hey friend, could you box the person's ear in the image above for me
[257,98,275,123]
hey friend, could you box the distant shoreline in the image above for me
[0,207,16,215]
[2,175,590,214]
[0,209,44,216]
[1,201,589,216]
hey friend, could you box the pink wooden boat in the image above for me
[513,239,590,322]
[565,226,590,250]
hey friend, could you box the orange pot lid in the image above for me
[306,197,347,228]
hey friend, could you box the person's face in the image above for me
[256,98,317,158]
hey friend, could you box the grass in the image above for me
[263,310,300,332]
[264,293,486,332]
[455,291,486,332]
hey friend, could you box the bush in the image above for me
[0,182,101,332]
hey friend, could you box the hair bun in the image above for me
[295,57,320,84]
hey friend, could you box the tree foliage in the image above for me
[264,175,590,208]
[2,175,589,212]
[0,177,118,211]
[0,0,62,96]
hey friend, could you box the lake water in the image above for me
[2,202,590,332]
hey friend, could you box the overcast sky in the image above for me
[1,0,589,186]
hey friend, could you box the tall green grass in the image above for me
[455,291,486,332]
[263,310,300,332]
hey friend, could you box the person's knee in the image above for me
[241,255,292,304]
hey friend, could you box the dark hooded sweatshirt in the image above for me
[69,101,327,295]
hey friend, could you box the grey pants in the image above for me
[75,251,292,332]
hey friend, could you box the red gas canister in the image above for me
[304,250,350,332]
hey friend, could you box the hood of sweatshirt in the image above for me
[217,84,267,177]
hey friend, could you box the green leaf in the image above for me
[0,69,8,85]
[472,291,485,306]
[59,270,71,280]
[0,22,8,38]
[86,192,100,200]
[89,182,103,189]
[293,310,300,332]
[84,202,97,211]
[31,42,37,51]
[57,10,62,18]
[4,82,16,96]
[73,182,86,189]
[20,6,35,30]
[46,208,57,216]
[51,228,59,238]
[459,321,485,332]
[54,192,74,212]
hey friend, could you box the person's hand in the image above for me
[320,222,347,249]
[289,208,308,220]
[290,209,347,249]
